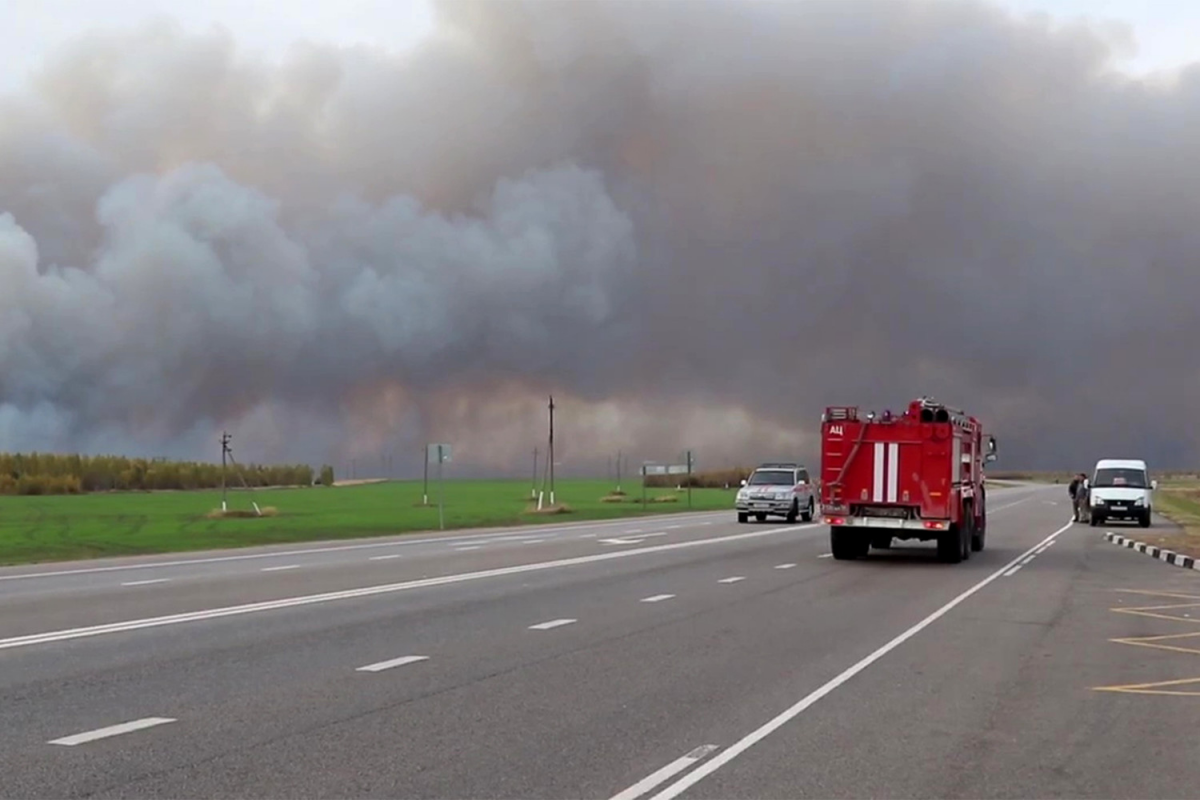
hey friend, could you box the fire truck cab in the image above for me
[819,397,996,563]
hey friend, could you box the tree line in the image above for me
[641,468,753,489]
[0,452,336,496]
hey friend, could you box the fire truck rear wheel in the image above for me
[970,508,985,552]
[937,523,965,563]
[831,527,867,560]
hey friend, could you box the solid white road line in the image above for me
[261,564,299,572]
[774,564,797,569]
[0,496,1046,652]
[641,594,676,603]
[609,745,720,800]
[521,539,546,544]
[455,546,482,551]
[121,579,170,586]
[642,517,1075,800]
[0,522,846,652]
[48,717,176,746]
[718,576,745,584]
[0,512,731,583]
[356,655,429,673]
[817,554,833,558]
[369,554,402,561]
[529,618,576,630]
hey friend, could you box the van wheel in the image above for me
[1139,510,1152,528]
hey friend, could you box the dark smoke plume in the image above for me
[2,0,1199,472]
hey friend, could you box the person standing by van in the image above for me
[1069,472,1089,522]
[1074,474,1091,523]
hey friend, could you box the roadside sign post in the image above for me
[422,443,429,506]
[641,463,650,510]
[427,444,451,529]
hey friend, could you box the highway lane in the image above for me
[14,481,1187,798]
[0,509,731,594]
[665,505,1200,800]
[0,511,817,639]
[23,482,1195,800]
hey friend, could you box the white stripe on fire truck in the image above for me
[872,442,885,502]
[886,442,899,503]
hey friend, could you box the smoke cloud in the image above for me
[2,0,1199,473]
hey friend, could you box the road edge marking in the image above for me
[1104,532,1200,572]
[609,745,720,800]
[642,516,1074,800]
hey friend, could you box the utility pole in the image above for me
[531,446,539,499]
[548,395,556,505]
[616,450,622,492]
[422,442,429,505]
[686,449,693,509]
[437,443,445,530]
[220,432,231,512]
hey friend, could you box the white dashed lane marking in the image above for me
[48,717,176,746]
[356,655,429,673]
[529,618,577,631]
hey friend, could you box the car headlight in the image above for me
[1135,497,1145,505]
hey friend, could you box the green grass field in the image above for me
[1143,479,1200,558]
[0,479,735,566]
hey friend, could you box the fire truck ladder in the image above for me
[827,419,872,507]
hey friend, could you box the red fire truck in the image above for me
[819,397,997,563]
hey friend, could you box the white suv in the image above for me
[736,463,816,524]
[1088,458,1157,528]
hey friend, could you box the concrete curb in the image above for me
[1104,531,1200,572]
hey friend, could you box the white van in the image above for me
[1088,458,1157,528]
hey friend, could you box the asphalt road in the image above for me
[4,482,1200,798]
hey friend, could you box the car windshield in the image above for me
[748,470,794,486]
[1093,467,1148,488]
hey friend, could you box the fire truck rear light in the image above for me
[923,521,946,530]
[825,516,845,525]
